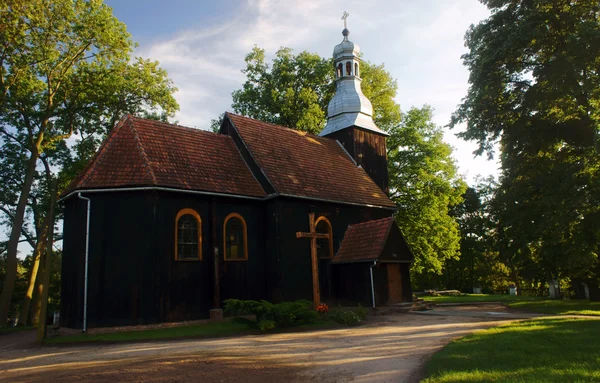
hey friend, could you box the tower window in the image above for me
[337,63,342,78]
[346,62,352,76]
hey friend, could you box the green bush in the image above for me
[330,306,366,326]
[257,320,277,332]
[224,299,317,332]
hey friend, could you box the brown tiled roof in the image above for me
[332,217,393,264]
[63,115,266,198]
[226,113,396,208]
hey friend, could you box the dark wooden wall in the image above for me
[324,126,389,194]
[61,189,398,328]
[61,190,267,328]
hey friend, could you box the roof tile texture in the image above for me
[64,116,266,197]
[227,113,395,208]
[332,217,393,263]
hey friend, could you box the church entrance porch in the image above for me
[331,216,415,307]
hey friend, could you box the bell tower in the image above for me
[320,13,389,194]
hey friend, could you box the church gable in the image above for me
[63,115,266,198]
[225,112,395,208]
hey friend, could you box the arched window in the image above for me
[337,63,343,78]
[175,209,202,260]
[354,63,359,77]
[346,62,352,76]
[223,213,248,261]
[315,216,333,259]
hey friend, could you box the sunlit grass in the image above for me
[423,318,600,383]
[509,300,600,316]
[421,294,544,303]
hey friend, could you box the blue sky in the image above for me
[104,0,499,183]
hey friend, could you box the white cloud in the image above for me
[137,0,497,182]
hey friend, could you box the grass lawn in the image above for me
[509,300,600,316]
[422,317,600,383]
[421,294,600,316]
[0,325,34,334]
[421,294,545,303]
[45,319,338,345]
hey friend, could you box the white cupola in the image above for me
[320,23,388,137]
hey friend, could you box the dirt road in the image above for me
[0,307,540,383]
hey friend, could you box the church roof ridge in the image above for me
[224,111,335,143]
[127,114,228,139]
[62,114,267,198]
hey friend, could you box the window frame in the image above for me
[223,212,248,261]
[315,216,334,259]
[174,208,202,261]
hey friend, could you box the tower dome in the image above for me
[320,23,387,137]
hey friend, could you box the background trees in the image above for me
[231,46,464,285]
[451,0,600,295]
[0,0,178,326]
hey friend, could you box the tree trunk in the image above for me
[0,150,39,326]
[18,213,50,326]
[18,238,44,326]
[30,268,43,326]
[37,179,56,342]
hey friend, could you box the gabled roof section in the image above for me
[332,217,393,264]
[225,113,395,208]
[63,115,266,198]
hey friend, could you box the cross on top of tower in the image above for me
[341,11,350,39]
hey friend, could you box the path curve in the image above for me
[0,306,540,383]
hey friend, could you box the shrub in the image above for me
[330,305,368,326]
[224,299,317,332]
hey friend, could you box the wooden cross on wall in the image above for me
[296,213,330,308]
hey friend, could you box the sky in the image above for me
[104,0,500,183]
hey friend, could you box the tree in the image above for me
[451,0,600,289]
[231,46,401,133]
[0,0,179,326]
[387,106,466,281]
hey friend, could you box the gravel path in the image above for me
[0,305,537,383]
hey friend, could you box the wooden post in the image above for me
[296,213,330,308]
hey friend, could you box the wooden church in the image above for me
[60,27,415,329]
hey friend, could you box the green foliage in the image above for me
[330,307,362,326]
[257,320,277,332]
[231,46,401,134]
[224,299,318,332]
[388,106,466,278]
[423,318,600,382]
[443,177,514,292]
[232,46,334,134]
[451,0,600,286]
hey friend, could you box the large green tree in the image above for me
[388,106,466,280]
[0,0,179,325]
[451,0,600,288]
